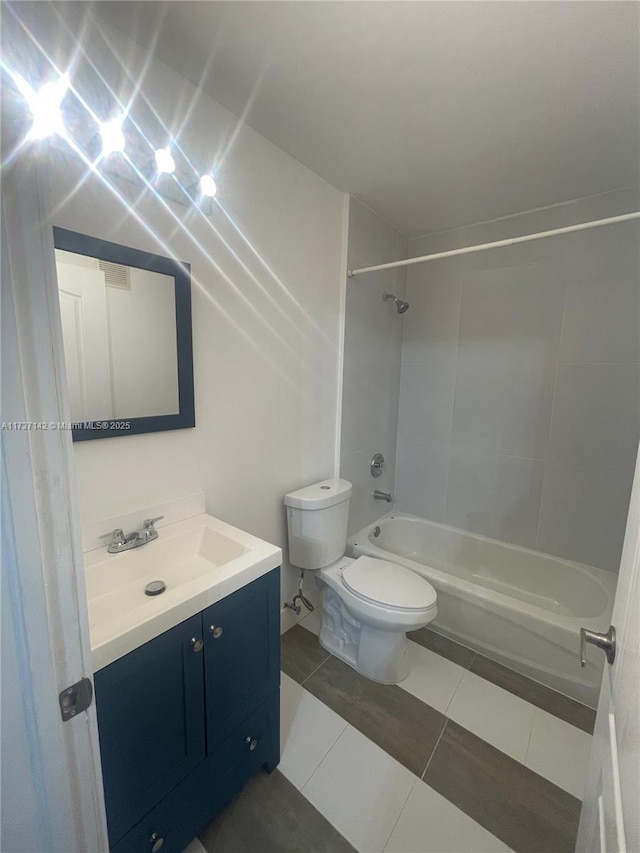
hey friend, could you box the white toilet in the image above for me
[284,478,437,684]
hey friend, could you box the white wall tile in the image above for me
[348,198,406,268]
[462,203,576,269]
[341,198,407,535]
[571,187,640,226]
[395,440,449,522]
[396,195,638,572]
[402,263,462,368]
[397,362,456,446]
[446,670,536,762]
[280,674,348,790]
[341,448,396,536]
[452,265,563,459]
[559,268,640,365]
[342,361,400,457]
[446,449,544,548]
[524,709,592,799]
[303,725,416,853]
[384,779,512,853]
[548,365,640,472]
[344,267,406,368]
[410,229,467,258]
[537,462,635,571]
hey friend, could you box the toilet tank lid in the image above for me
[284,478,353,510]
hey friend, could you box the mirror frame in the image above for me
[53,227,195,441]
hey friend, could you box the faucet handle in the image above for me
[99,528,126,546]
[143,516,164,530]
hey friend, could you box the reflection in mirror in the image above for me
[56,250,179,422]
[53,228,194,441]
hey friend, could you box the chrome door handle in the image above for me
[580,625,616,667]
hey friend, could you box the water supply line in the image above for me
[347,211,640,278]
[283,570,315,616]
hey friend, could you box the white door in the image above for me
[1,156,108,851]
[56,259,114,422]
[576,445,640,853]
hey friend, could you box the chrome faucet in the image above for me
[100,516,164,553]
[372,490,393,502]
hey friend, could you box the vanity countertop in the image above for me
[84,512,281,671]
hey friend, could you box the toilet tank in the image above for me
[284,478,353,570]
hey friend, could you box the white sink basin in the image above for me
[84,513,282,671]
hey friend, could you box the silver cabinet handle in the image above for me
[210,625,223,639]
[580,625,616,667]
[191,637,204,653]
[245,735,258,751]
[149,832,164,852]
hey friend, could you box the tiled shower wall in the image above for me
[395,189,640,572]
[341,199,407,536]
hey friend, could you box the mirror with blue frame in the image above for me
[53,227,195,441]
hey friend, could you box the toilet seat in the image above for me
[342,556,437,612]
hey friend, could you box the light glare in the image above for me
[155,147,175,174]
[16,72,69,140]
[199,174,217,197]
[99,117,126,156]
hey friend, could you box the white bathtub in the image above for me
[347,513,617,707]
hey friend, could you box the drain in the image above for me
[144,580,166,596]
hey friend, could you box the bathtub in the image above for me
[347,513,617,707]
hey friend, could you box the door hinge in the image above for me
[59,677,93,721]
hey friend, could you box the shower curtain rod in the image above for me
[346,210,640,277]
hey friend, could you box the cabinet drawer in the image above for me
[111,690,280,853]
[212,686,280,798]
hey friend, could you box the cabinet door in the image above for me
[94,613,206,846]
[111,692,280,853]
[203,568,280,752]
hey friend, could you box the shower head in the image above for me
[383,292,410,314]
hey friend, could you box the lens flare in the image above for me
[199,174,217,197]
[99,117,125,156]
[154,146,175,174]
[14,72,69,140]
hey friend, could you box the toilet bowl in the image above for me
[284,478,437,684]
[317,554,437,683]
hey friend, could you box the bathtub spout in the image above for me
[373,490,393,502]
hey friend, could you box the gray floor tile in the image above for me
[199,769,357,853]
[304,655,447,776]
[408,627,476,668]
[424,721,581,853]
[281,625,330,684]
[470,654,596,734]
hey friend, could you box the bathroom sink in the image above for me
[84,513,282,670]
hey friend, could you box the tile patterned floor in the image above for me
[196,619,594,853]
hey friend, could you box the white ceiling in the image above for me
[92,1,639,236]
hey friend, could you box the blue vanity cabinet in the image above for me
[94,568,281,853]
[203,569,281,752]
[94,612,206,846]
